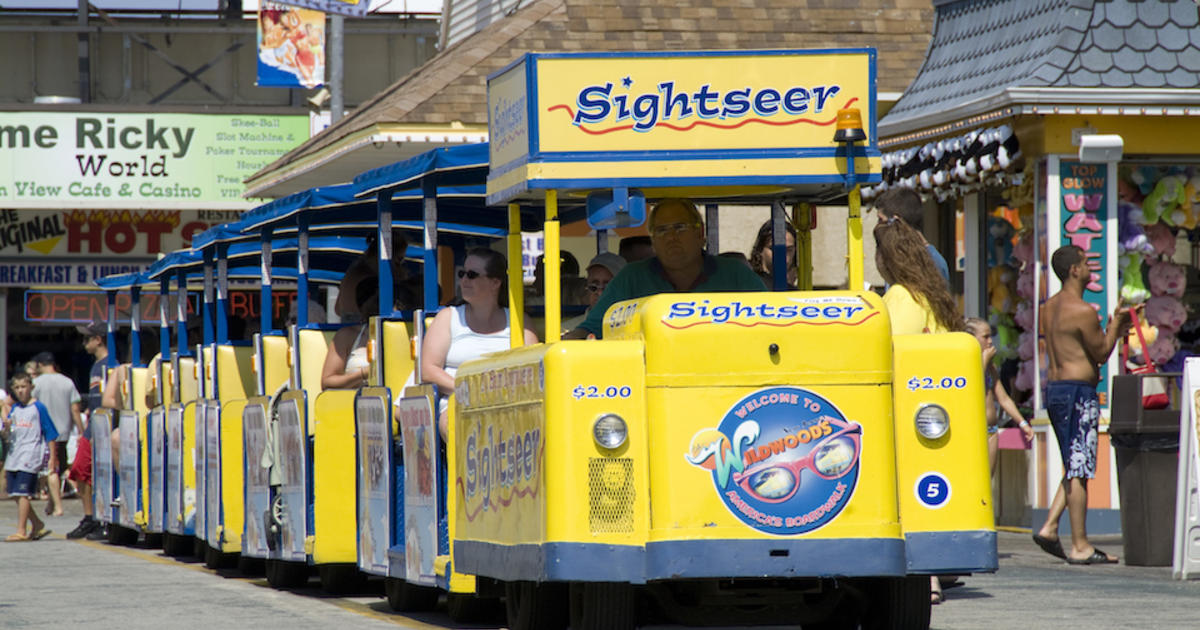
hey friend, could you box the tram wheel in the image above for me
[237,555,266,576]
[447,592,502,623]
[861,577,930,630]
[569,582,636,630]
[318,564,367,594]
[385,577,439,612]
[266,559,310,589]
[162,532,193,557]
[107,525,139,546]
[204,545,237,570]
[143,533,163,549]
[504,581,568,630]
[193,536,207,558]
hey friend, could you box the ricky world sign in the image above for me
[1,117,194,177]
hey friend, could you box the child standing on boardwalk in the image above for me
[2,372,55,542]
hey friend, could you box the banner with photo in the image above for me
[257,2,326,89]
[274,0,370,18]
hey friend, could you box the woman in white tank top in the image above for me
[322,276,383,390]
[420,248,539,437]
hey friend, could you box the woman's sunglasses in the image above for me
[457,269,484,279]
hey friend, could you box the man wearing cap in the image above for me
[31,351,83,518]
[66,320,108,539]
[565,198,766,340]
[563,252,627,332]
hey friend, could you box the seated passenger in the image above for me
[563,253,626,332]
[873,217,961,335]
[749,218,798,289]
[420,248,538,436]
[321,276,381,390]
[565,198,766,339]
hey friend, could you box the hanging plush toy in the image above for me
[1125,317,1158,361]
[1143,175,1187,226]
[1014,300,1034,331]
[986,217,1017,267]
[1131,165,1162,197]
[1147,260,1186,298]
[1118,202,1154,256]
[1178,174,1200,230]
[987,265,1017,313]
[1143,221,1176,258]
[1145,295,1188,333]
[1015,359,1034,393]
[1149,332,1181,366]
[1119,254,1151,304]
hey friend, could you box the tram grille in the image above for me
[588,457,634,534]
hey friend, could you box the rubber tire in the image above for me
[204,545,237,570]
[318,564,368,595]
[569,582,636,630]
[193,536,207,558]
[237,555,266,576]
[385,577,439,612]
[162,532,193,557]
[107,524,139,546]
[862,576,931,630]
[504,581,568,630]
[266,559,310,589]
[143,533,163,549]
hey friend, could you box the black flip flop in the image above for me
[1032,534,1066,560]
[1065,548,1119,565]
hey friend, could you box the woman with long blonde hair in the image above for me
[873,217,961,334]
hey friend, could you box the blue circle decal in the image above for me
[914,473,951,508]
[685,386,862,535]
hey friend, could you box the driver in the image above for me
[565,198,765,339]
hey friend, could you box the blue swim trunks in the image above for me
[1045,380,1100,479]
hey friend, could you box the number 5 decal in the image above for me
[914,472,951,509]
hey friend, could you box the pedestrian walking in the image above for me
[3,372,54,541]
[30,351,83,518]
[67,320,108,539]
[1033,245,1130,564]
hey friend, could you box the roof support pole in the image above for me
[544,190,561,343]
[847,186,864,291]
[508,203,524,348]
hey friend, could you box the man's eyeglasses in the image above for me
[457,269,484,279]
[731,423,861,504]
[651,222,700,237]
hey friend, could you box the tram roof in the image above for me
[96,265,348,290]
[353,143,490,198]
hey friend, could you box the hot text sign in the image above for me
[0,113,308,209]
[486,49,878,204]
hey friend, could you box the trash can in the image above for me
[1109,373,1181,567]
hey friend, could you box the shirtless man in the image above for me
[1033,245,1130,564]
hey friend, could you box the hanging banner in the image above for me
[0,113,308,209]
[257,3,327,89]
[274,0,370,18]
[1059,160,1110,403]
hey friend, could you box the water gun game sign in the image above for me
[486,49,880,205]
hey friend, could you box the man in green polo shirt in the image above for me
[565,198,766,339]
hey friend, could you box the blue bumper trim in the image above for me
[455,537,907,583]
[905,530,998,574]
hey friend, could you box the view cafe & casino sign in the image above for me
[0,112,308,287]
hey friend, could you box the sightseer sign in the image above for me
[0,112,308,208]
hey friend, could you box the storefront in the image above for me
[874,0,1200,530]
[0,110,308,385]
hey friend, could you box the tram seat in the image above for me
[216,345,257,400]
[177,356,198,404]
[311,388,358,565]
[259,334,291,398]
[378,318,416,397]
[295,327,338,391]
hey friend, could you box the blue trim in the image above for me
[455,537,906,583]
[525,173,882,190]
[534,147,879,162]
[455,541,646,583]
[487,52,531,82]
[904,530,998,574]
[527,57,541,166]
[645,538,905,580]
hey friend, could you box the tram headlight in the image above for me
[914,404,950,440]
[593,414,628,450]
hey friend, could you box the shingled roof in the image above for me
[247,0,934,197]
[880,0,1200,137]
